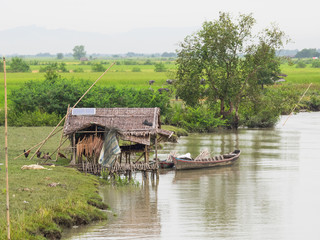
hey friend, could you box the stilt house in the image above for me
[63,107,173,173]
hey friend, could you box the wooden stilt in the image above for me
[71,133,76,165]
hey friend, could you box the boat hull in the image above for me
[173,150,240,170]
[159,161,174,169]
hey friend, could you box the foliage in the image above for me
[91,63,106,72]
[154,62,167,72]
[295,48,320,58]
[73,67,84,72]
[10,77,171,119]
[175,12,288,128]
[311,60,320,68]
[39,62,68,72]
[8,57,30,72]
[164,104,226,132]
[0,109,60,126]
[239,93,281,128]
[132,67,141,72]
[0,60,3,72]
[73,45,86,60]
[296,61,307,68]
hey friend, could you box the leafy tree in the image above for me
[8,57,30,72]
[295,48,320,58]
[175,12,288,128]
[154,62,167,72]
[57,53,64,59]
[72,45,86,60]
[0,60,3,72]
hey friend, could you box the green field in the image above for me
[1,59,320,110]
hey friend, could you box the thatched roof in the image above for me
[63,107,173,145]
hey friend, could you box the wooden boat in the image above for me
[159,159,175,169]
[172,150,241,170]
[158,155,175,169]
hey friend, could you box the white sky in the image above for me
[1,0,320,53]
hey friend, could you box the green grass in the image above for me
[0,127,108,239]
[280,64,320,84]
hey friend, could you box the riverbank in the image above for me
[0,127,108,239]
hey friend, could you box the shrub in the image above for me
[296,61,306,68]
[8,57,30,72]
[132,67,141,72]
[154,62,167,72]
[0,109,60,126]
[73,68,84,73]
[92,63,106,72]
[164,104,226,132]
[311,60,320,68]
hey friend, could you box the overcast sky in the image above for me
[1,0,319,54]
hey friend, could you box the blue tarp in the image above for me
[99,130,121,167]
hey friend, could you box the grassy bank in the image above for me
[0,127,108,239]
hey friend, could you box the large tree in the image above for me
[72,45,86,60]
[175,12,288,128]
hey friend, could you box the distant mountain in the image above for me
[0,25,198,55]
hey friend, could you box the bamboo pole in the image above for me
[14,128,62,160]
[4,57,11,239]
[29,62,115,160]
[55,105,70,161]
[282,83,312,127]
[50,137,69,159]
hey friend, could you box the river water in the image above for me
[65,112,320,240]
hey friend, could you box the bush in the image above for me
[8,57,30,72]
[132,67,141,72]
[9,77,171,125]
[311,60,320,68]
[92,63,106,72]
[0,109,60,126]
[164,104,226,132]
[296,61,307,68]
[154,62,167,72]
[73,68,84,73]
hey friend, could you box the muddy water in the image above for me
[65,112,320,240]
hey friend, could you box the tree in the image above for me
[57,53,64,59]
[295,48,320,58]
[8,57,30,72]
[175,12,288,128]
[72,45,86,60]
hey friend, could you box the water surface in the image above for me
[65,112,320,240]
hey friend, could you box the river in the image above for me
[64,112,320,240]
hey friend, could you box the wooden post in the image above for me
[145,145,149,163]
[4,57,11,239]
[55,105,70,161]
[71,133,76,165]
[155,135,158,165]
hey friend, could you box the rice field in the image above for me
[0,60,320,109]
